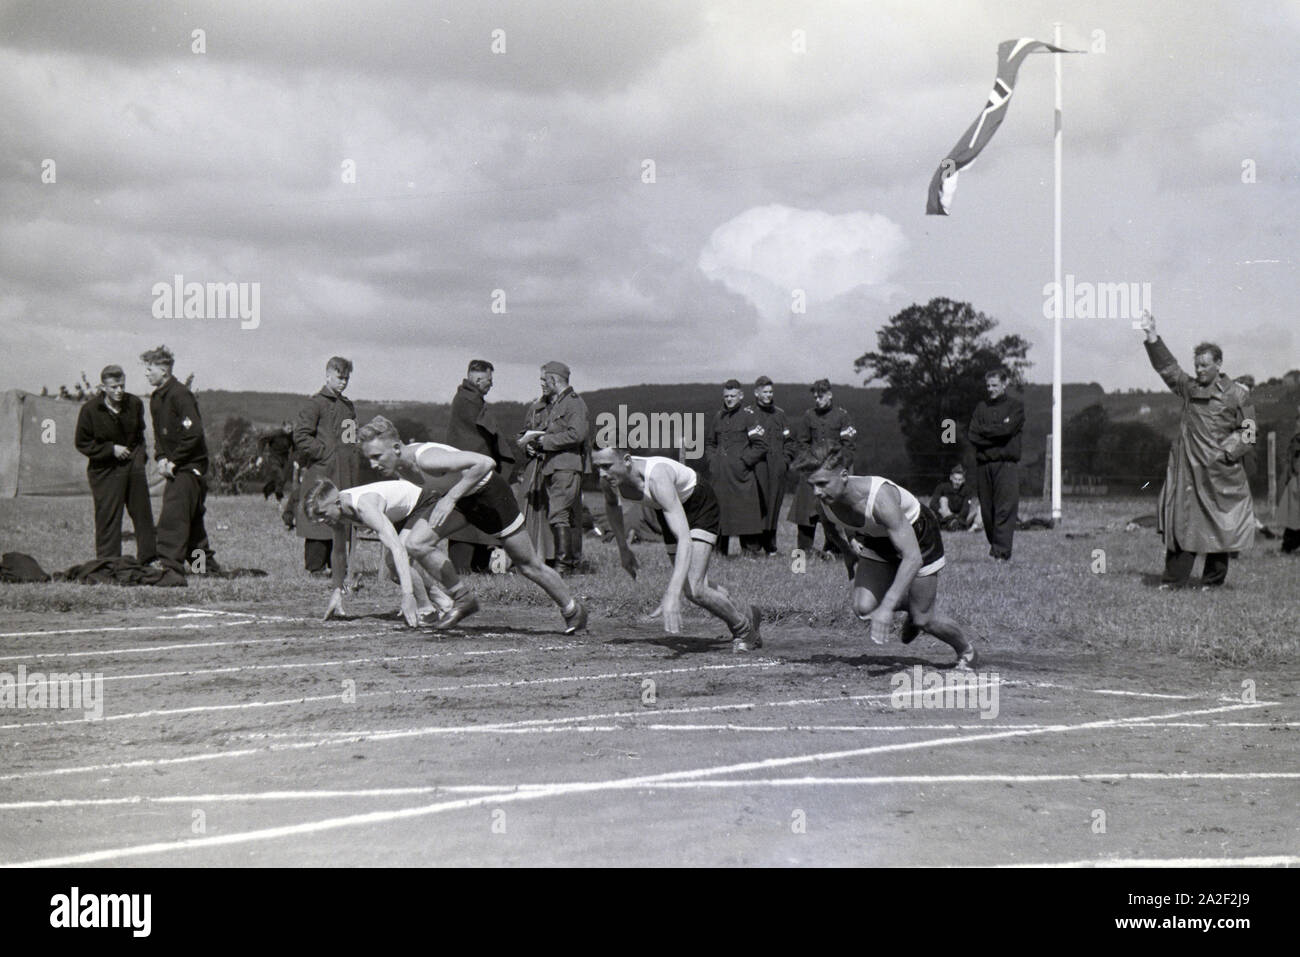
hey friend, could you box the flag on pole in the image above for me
[926,38,1071,215]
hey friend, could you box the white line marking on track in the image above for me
[997,855,1300,868]
[6,771,1298,812]
[239,719,1300,740]
[0,661,778,732]
[0,620,260,643]
[0,701,1277,866]
[1020,681,1202,700]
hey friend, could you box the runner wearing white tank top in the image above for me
[358,418,589,635]
[804,461,977,670]
[593,448,762,652]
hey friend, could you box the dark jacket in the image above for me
[150,376,209,472]
[968,393,1024,464]
[929,480,973,517]
[293,387,360,540]
[788,405,857,524]
[518,387,590,477]
[447,380,517,471]
[748,402,792,527]
[705,404,767,535]
[75,392,149,470]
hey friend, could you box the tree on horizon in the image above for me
[854,298,1031,485]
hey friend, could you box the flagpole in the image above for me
[1051,21,1063,521]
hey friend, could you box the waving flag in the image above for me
[926,38,1070,215]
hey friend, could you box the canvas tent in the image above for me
[0,390,164,497]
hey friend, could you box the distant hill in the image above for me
[195,379,1299,495]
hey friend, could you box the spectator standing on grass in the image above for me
[74,364,157,562]
[142,345,218,575]
[1137,311,1255,587]
[446,359,516,573]
[517,361,589,576]
[787,378,857,557]
[705,379,767,557]
[747,375,792,556]
[294,357,360,580]
[967,367,1024,561]
[1279,445,1300,555]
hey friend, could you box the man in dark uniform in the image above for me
[74,364,156,562]
[747,375,791,555]
[967,367,1024,561]
[258,422,294,501]
[705,379,767,556]
[142,346,217,575]
[294,357,360,579]
[787,378,857,556]
[518,361,589,575]
[446,359,516,573]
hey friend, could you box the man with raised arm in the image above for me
[359,416,588,634]
[796,444,977,669]
[1137,311,1255,588]
[593,447,761,652]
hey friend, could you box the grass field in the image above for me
[0,493,1296,867]
[2,493,1296,665]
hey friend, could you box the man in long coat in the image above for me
[1138,313,1255,587]
[294,356,361,581]
[787,378,857,554]
[704,379,767,556]
[446,359,516,572]
[747,375,792,555]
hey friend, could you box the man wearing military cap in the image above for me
[74,364,157,562]
[705,379,767,556]
[141,345,218,575]
[747,375,792,555]
[787,379,857,556]
[518,361,590,575]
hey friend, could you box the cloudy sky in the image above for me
[2,0,1296,403]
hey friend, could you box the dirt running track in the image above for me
[0,603,1296,867]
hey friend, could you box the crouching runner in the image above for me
[593,447,761,652]
[797,444,978,670]
[358,416,588,634]
[304,477,459,627]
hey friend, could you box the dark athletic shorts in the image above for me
[454,472,524,538]
[852,503,946,576]
[658,481,721,555]
[394,485,440,532]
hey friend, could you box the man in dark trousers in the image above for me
[705,379,767,556]
[748,375,791,555]
[787,378,857,556]
[142,345,217,575]
[294,357,361,578]
[518,361,589,575]
[967,367,1024,560]
[446,359,516,572]
[74,364,157,562]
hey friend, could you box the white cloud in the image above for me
[697,204,908,329]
